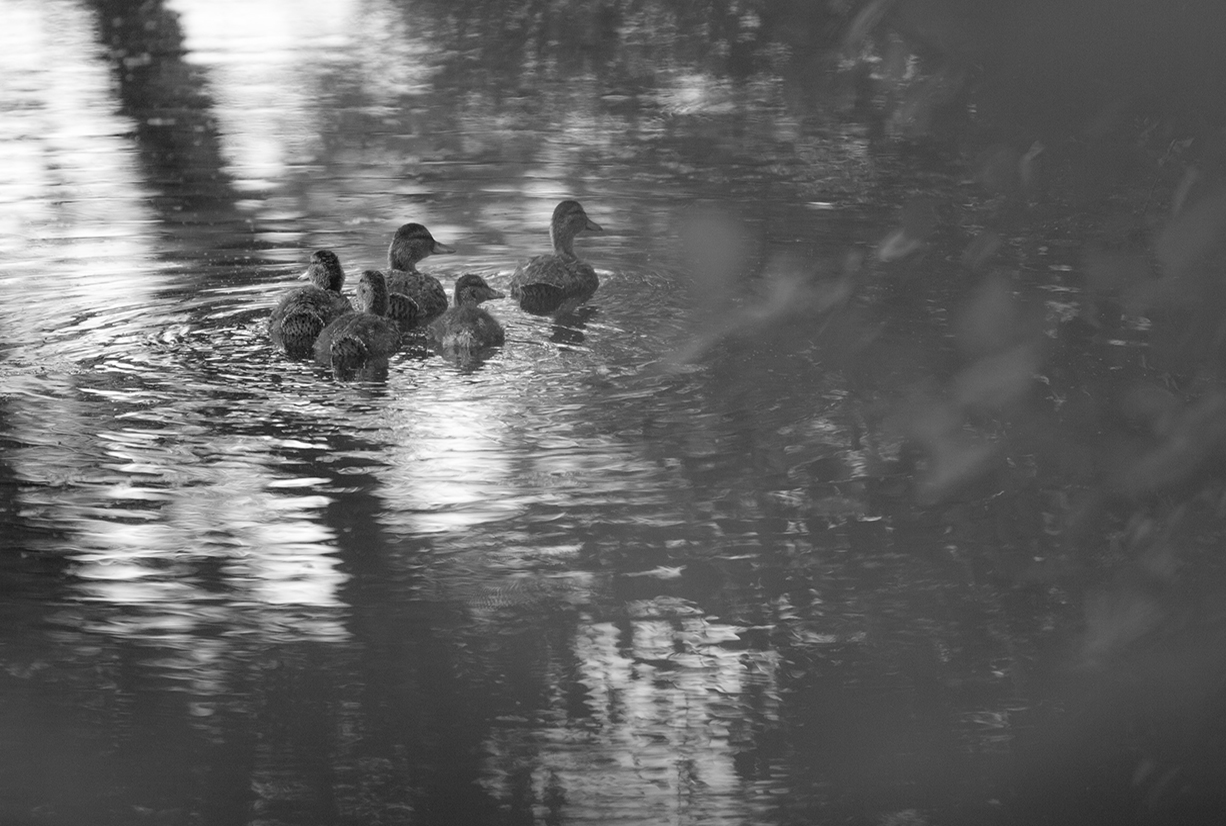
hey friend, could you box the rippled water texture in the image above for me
[6,1,1221,825]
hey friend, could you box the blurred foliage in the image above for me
[613,8,1226,815]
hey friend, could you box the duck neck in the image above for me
[388,242,420,273]
[362,283,389,316]
[307,264,342,292]
[550,226,577,259]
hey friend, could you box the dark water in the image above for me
[4,1,1226,825]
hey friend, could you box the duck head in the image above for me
[304,249,346,292]
[356,270,391,316]
[388,223,456,271]
[453,273,505,307]
[549,200,602,257]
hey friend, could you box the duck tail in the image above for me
[331,334,369,376]
[389,292,422,325]
[278,309,325,356]
[515,283,568,316]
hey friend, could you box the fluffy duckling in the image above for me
[314,270,401,376]
[269,250,353,356]
[509,200,602,315]
[428,274,506,351]
[384,223,455,321]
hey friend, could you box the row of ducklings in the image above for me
[268,200,602,373]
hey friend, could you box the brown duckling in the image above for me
[269,250,352,356]
[428,274,506,351]
[314,270,401,376]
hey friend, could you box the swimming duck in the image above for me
[384,223,455,321]
[428,274,506,351]
[509,200,602,315]
[314,270,401,375]
[269,250,353,356]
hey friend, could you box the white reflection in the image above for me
[0,0,161,360]
[70,430,349,620]
[481,615,781,823]
[0,0,356,648]
[167,0,447,194]
[382,379,516,534]
[658,71,738,116]
[166,0,356,185]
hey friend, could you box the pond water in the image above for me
[5,1,1225,825]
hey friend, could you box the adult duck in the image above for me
[269,250,352,356]
[314,270,401,376]
[384,222,455,322]
[428,274,505,351]
[509,200,602,315]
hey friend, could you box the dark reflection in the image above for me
[0,401,68,582]
[87,0,237,226]
[327,358,392,383]
[548,306,596,346]
[312,437,509,824]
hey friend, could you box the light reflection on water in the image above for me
[481,616,780,826]
[166,0,364,193]
[0,0,166,380]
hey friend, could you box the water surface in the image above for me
[5,1,1223,825]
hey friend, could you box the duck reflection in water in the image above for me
[548,306,597,346]
[314,270,401,380]
[510,200,602,316]
[269,249,352,357]
[428,274,505,367]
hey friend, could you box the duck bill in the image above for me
[486,288,506,300]
[584,218,603,232]
[432,241,457,255]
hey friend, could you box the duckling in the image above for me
[384,223,455,321]
[314,270,401,376]
[509,200,602,315]
[428,274,506,351]
[269,250,353,356]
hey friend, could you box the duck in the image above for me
[428,274,506,351]
[269,250,353,356]
[509,200,602,315]
[314,270,401,376]
[383,223,455,322]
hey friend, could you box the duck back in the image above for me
[270,286,352,356]
[429,305,505,350]
[510,255,598,295]
[314,312,401,369]
[509,256,598,315]
[386,270,449,320]
[387,292,423,325]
